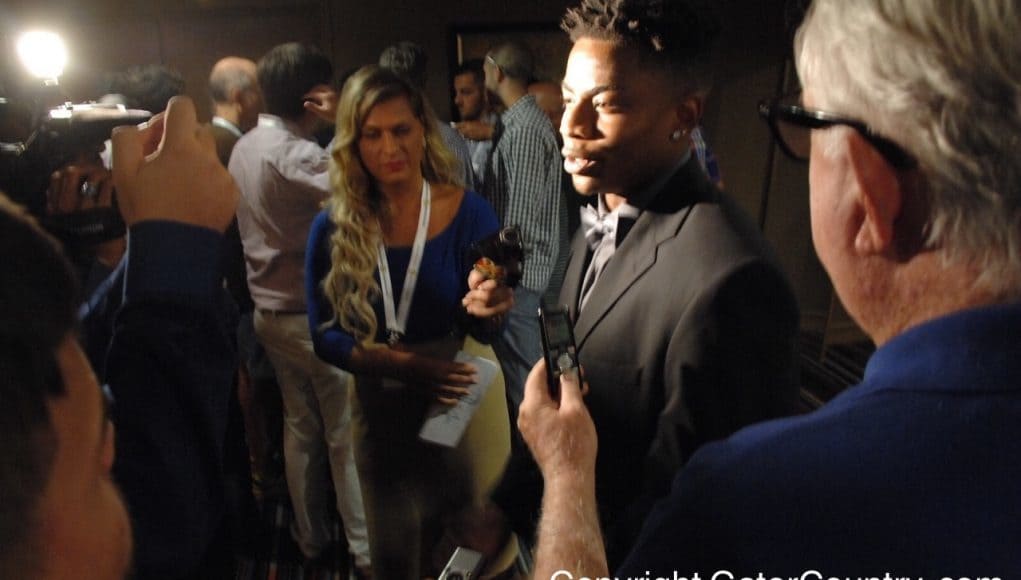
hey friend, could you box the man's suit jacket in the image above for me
[211,122,241,167]
[209,121,252,313]
[561,157,800,565]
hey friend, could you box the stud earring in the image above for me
[670,129,685,142]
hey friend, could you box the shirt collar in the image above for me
[211,116,242,138]
[257,113,311,139]
[501,94,538,126]
[860,301,1021,396]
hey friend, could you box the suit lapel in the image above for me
[560,225,591,320]
[570,158,716,349]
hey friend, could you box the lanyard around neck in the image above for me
[377,180,431,346]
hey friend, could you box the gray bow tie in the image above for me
[581,204,635,250]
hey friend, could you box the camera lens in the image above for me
[499,226,520,245]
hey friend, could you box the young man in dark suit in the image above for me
[550,0,799,565]
[491,0,800,568]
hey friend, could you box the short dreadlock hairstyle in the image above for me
[561,0,720,95]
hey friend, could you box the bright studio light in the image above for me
[17,31,68,81]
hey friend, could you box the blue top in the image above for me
[306,191,500,369]
[618,301,1021,577]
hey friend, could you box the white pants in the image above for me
[254,310,370,567]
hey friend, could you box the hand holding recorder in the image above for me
[517,353,596,479]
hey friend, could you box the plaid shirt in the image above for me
[483,95,564,292]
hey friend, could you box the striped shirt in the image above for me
[483,95,564,292]
[438,121,477,191]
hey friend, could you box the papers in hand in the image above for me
[418,351,498,448]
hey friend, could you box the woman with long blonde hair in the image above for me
[305,65,515,579]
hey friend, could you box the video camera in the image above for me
[468,225,524,289]
[0,98,151,246]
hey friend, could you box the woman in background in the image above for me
[306,65,515,579]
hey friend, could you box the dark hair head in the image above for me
[562,0,721,94]
[378,41,429,89]
[454,58,485,86]
[0,194,78,576]
[486,42,534,83]
[105,64,186,114]
[258,42,334,120]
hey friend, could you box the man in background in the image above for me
[99,64,185,171]
[452,58,498,190]
[482,41,565,414]
[207,55,287,506]
[526,80,564,131]
[105,63,186,116]
[208,56,263,165]
[528,77,578,292]
[230,42,370,574]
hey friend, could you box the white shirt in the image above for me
[229,114,331,311]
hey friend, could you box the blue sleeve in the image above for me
[123,221,223,304]
[78,258,126,381]
[462,193,505,343]
[464,191,501,247]
[306,210,357,369]
[106,221,235,577]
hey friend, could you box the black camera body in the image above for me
[467,225,524,289]
[0,100,151,245]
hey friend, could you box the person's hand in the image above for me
[518,359,597,479]
[402,352,478,406]
[46,155,114,216]
[303,84,339,124]
[453,120,494,141]
[462,268,514,319]
[46,154,127,267]
[111,96,239,232]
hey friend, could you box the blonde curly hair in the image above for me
[321,65,462,345]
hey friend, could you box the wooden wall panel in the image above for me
[32,16,164,101]
[159,8,328,120]
[327,0,573,121]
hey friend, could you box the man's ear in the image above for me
[228,87,244,108]
[240,89,259,109]
[845,132,903,256]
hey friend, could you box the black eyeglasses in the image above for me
[758,97,916,170]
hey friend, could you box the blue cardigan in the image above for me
[305,191,499,369]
